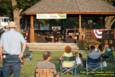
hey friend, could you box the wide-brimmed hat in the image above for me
[8,21,17,28]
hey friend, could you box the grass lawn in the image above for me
[20,51,115,77]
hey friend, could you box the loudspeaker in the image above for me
[102,30,114,40]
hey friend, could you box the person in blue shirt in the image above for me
[0,21,27,77]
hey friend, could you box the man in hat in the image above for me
[0,21,26,77]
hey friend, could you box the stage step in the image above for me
[27,43,79,52]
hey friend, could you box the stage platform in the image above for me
[27,43,79,52]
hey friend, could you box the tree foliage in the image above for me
[16,0,39,11]
[0,0,12,16]
[0,0,39,16]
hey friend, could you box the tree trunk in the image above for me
[11,0,21,32]
[105,16,115,29]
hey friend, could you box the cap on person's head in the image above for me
[43,51,51,60]
[8,21,17,28]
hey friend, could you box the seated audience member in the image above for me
[75,52,83,66]
[98,44,104,54]
[88,45,101,60]
[94,43,100,52]
[98,44,109,67]
[36,51,59,77]
[87,45,102,68]
[60,45,75,68]
[60,45,75,74]
[102,44,113,61]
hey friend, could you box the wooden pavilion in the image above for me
[23,0,115,42]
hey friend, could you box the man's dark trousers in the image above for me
[2,54,21,77]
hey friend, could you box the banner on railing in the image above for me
[93,29,103,39]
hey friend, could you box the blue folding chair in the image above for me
[86,57,103,75]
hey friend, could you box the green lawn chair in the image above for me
[59,56,78,77]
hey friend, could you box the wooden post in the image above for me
[30,15,35,42]
[79,14,82,40]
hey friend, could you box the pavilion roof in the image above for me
[23,0,115,15]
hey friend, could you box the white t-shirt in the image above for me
[76,56,82,65]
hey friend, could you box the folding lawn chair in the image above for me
[35,67,59,77]
[86,56,103,75]
[59,56,78,77]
